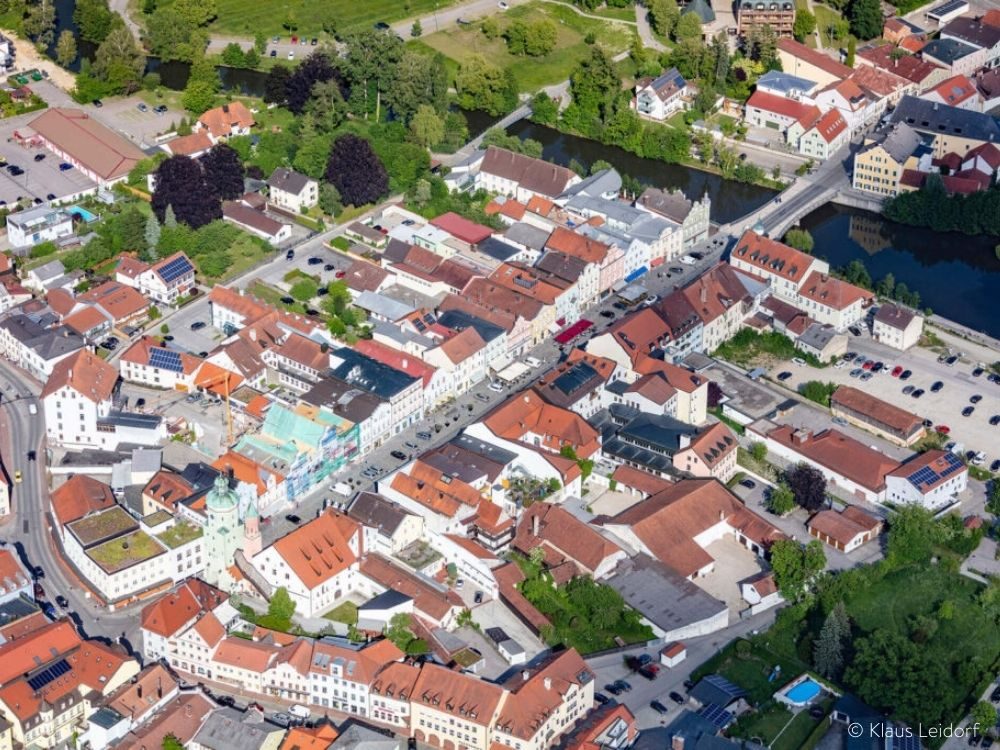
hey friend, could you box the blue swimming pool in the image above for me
[67,205,98,222]
[783,678,822,705]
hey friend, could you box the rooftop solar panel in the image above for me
[149,347,184,373]
[27,659,71,691]
[157,256,194,283]
[698,703,735,729]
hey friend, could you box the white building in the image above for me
[6,204,74,249]
[133,253,197,306]
[872,303,923,350]
[248,510,363,617]
[42,349,166,450]
[632,68,691,121]
[119,336,202,390]
[884,449,968,509]
[268,167,319,213]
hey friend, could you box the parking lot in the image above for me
[0,117,97,205]
[94,96,187,145]
[768,331,1000,467]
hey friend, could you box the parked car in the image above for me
[613,680,632,692]
[990,415,1000,426]
[58,162,73,171]
[777,371,792,381]
[190,321,207,330]
[911,388,924,398]
[936,425,951,435]
[474,591,483,604]
[992,460,1000,472]
[946,355,958,366]
[286,249,295,260]
[92,99,103,107]
[307,256,323,265]
[33,566,44,580]
[335,270,346,279]
[791,357,806,366]
[136,102,148,112]
[280,296,294,304]
[971,394,983,404]
[605,683,622,696]
[900,369,912,380]
[650,700,669,714]
[963,406,975,417]
[931,381,944,392]
[843,352,857,362]
[55,595,69,609]
[154,104,168,114]
[600,310,615,318]
[669,691,686,704]
[902,385,915,395]
[638,666,658,680]
[390,450,408,461]
[417,431,432,440]
[849,368,863,378]
[891,365,903,377]
[594,693,611,705]
[740,478,756,489]
[33,153,45,162]
[284,514,302,524]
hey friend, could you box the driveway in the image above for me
[698,539,765,611]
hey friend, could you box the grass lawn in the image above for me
[323,601,358,625]
[713,329,822,368]
[691,637,810,705]
[545,0,638,22]
[813,5,845,49]
[731,703,795,745]
[772,701,832,750]
[185,0,459,36]
[417,1,634,91]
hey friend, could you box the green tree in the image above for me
[770,539,826,600]
[24,0,56,45]
[793,8,816,41]
[268,586,296,621]
[746,23,778,65]
[92,25,146,94]
[56,30,78,67]
[886,505,941,568]
[456,55,519,116]
[987,480,1000,516]
[410,104,445,148]
[767,483,795,515]
[306,79,348,132]
[386,612,416,650]
[813,601,849,678]
[799,380,836,406]
[220,42,245,67]
[181,80,217,114]
[784,227,814,253]
[243,47,260,69]
[162,734,184,750]
[74,0,119,43]
[254,30,267,53]
[674,12,702,40]
[845,630,949,727]
[876,271,896,298]
[846,36,856,66]
[290,278,319,301]
[848,0,882,39]
[293,125,333,178]
[411,19,422,37]
[146,6,201,61]
[972,702,998,734]
[567,46,619,125]
[318,183,342,216]
[481,17,501,39]
[530,91,559,125]
[144,215,161,259]
[172,0,216,27]
[647,0,680,38]
[341,29,404,120]
[749,441,767,462]
[385,51,449,124]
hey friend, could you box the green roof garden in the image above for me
[69,506,138,547]
[87,530,164,573]
[155,521,203,549]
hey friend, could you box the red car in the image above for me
[335,270,346,279]
[891,366,903,377]
[862,360,875,370]
[936,425,951,435]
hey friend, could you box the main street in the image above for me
[0,358,141,650]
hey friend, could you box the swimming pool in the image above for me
[67,205,98,222]
[775,675,824,707]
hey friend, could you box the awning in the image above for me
[554,318,593,344]
[625,266,648,283]
[497,362,530,382]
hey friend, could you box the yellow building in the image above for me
[852,123,923,196]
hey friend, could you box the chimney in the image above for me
[521,670,530,681]
[402,358,409,369]
[532,512,540,537]
[718,509,725,521]
[249,328,257,341]
[672,736,686,750]
[543,677,552,690]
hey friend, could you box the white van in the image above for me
[525,356,542,368]
[289,704,312,720]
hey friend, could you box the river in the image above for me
[47,0,268,94]
[800,203,1000,338]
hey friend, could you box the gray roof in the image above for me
[131,447,163,473]
[606,554,727,633]
[863,122,923,164]
[89,707,125,730]
[360,589,412,611]
[503,222,551,252]
[683,0,715,23]
[6,204,71,230]
[798,323,840,350]
[436,308,505,344]
[267,167,313,196]
[756,70,817,95]
[477,236,524,262]
[920,37,979,64]
[940,15,1000,49]
[565,194,649,228]
[889,95,1000,144]
[536,250,588,283]
[370,320,436,350]
[873,303,915,330]
[637,187,696,224]
[348,492,413,536]
[689,674,747,707]
[499,638,525,655]
[30,259,66,282]
[559,168,623,200]
[354,291,415,322]
[619,412,699,453]
[192,707,284,750]
[329,347,419,399]
[301,376,387,421]
[26,326,85,361]
[330,721,402,750]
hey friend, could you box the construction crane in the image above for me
[198,369,238,445]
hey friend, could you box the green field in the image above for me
[813,4,845,49]
[546,0,638,21]
[196,0,459,36]
[415,1,635,91]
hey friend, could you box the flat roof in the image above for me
[67,505,138,548]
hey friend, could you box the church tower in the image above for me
[203,472,242,590]
[243,498,262,559]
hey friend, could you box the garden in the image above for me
[712,329,822,368]
[512,552,654,653]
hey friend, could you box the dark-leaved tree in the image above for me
[263,64,291,105]
[325,134,389,207]
[199,144,245,201]
[151,155,220,229]
[785,463,827,511]
[285,52,348,114]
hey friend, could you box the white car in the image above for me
[488,381,504,393]
[791,357,806,366]
[680,255,697,265]
[287,50,295,59]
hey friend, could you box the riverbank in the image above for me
[0,28,76,90]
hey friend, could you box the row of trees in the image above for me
[885,174,1000,237]
[838,259,923,310]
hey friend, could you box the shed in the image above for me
[660,641,687,668]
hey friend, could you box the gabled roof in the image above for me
[797,271,873,311]
[50,474,116,526]
[359,553,462,622]
[777,38,853,80]
[198,101,255,139]
[430,212,493,245]
[164,130,214,156]
[41,348,117,402]
[831,385,923,435]
[266,510,360,591]
[746,90,818,121]
[496,649,594,740]
[267,167,314,196]
[601,479,784,577]
[873,302,916,330]
[121,335,201,374]
[63,305,110,335]
[682,422,738,469]
[513,503,622,574]
[611,464,673,496]
[411,662,505,726]
[140,579,228,638]
[887,448,967,493]
[30,108,145,181]
[809,505,882,545]
[858,44,943,84]
[142,470,195,510]
[388,460,483,518]
[806,109,848,144]
[731,230,816,285]
[544,226,611,263]
[483,390,600,457]
[79,281,149,322]
[436,326,487,365]
[926,74,979,106]
[480,146,577,199]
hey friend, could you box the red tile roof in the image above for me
[41,349,117,402]
[50,474,117,526]
[430,212,494,245]
[140,579,228,638]
[611,465,673,496]
[798,271,873,311]
[483,390,600,458]
[778,38,853,79]
[79,281,149,322]
[165,131,214,156]
[121,336,201,374]
[197,101,255,139]
[731,230,817,285]
[746,90,819,121]
[809,505,882,546]
[927,74,978,106]
[269,510,360,590]
[360,553,461,622]
[514,504,622,574]
[142,470,195,511]
[887,449,967,493]
[808,109,848,143]
[831,385,925,437]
